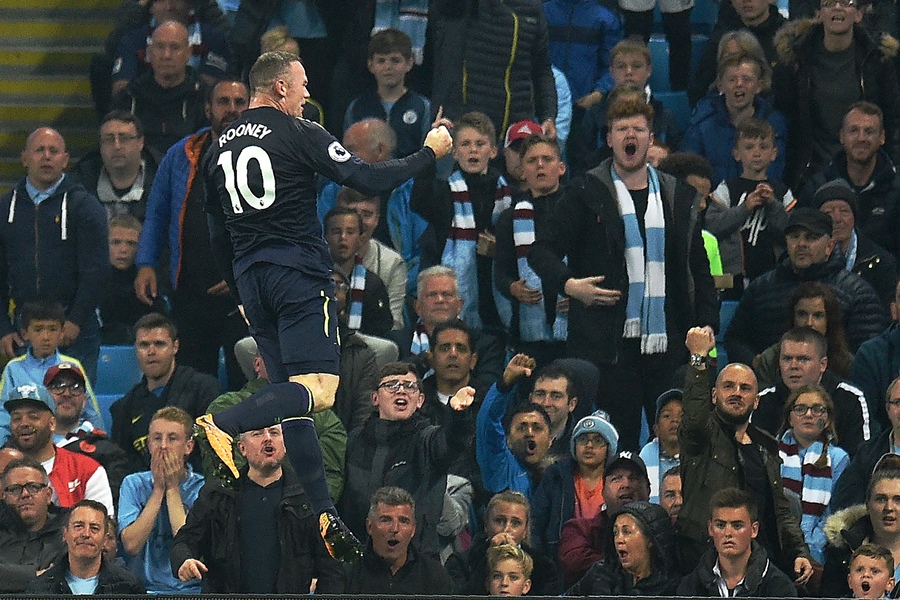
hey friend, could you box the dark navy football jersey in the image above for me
[206,106,434,278]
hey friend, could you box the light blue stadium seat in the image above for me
[716,300,740,369]
[96,394,121,436]
[656,91,692,132]
[95,345,142,396]
[648,36,670,93]
[691,0,719,35]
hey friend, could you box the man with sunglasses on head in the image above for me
[338,361,475,559]
[772,0,900,190]
[0,458,66,593]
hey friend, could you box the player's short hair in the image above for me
[67,499,109,532]
[606,95,654,128]
[735,118,775,147]
[780,326,828,359]
[844,100,884,131]
[610,39,651,65]
[133,312,178,341]
[368,486,415,518]
[249,51,300,94]
[376,362,421,389]
[150,406,193,439]
[1,457,48,487]
[487,544,534,579]
[716,52,771,91]
[417,265,459,298]
[455,112,497,145]
[324,204,364,232]
[657,152,713,183]
[260,26,297,55]
[101,110,144,138]
[368,28,413,60]
[109,214,142,233]
[709,487,758,522]
[20,300,65,329]
[851,543,894,573]
[518,134,561,160]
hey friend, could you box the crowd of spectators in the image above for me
[4,0,900,595]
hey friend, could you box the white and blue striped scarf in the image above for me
[779,431,832,517]
[372,0,429,65]
[441,170,511,330]
[347,256,367,332]
[496,199,567,342]
[611,165,667,354]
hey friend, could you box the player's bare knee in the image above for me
[291,373,339,412]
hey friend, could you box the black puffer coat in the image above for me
[566,501,679,596]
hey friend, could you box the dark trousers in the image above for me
[622,8,693,92]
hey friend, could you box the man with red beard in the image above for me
[134,78,250,388]
[677,327,812,584]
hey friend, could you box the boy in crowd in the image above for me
[344,28,431,158]
[494,135,568,366]
[0,301,103,444]
[574,40,681,175]
[412,111,511,336]
[640,389,683,503]
[486,544,533,596]
[706,118,791,298]
[848,544,895,599]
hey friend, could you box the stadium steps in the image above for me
[0,0,118,192]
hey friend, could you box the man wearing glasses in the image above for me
[0,457,66,593]
[44,363,129,503]
[772,0,900,190]
[752,327,870,455]
[338,361,475,559]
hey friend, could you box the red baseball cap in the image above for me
[504,120,543,148]
[43,362,86,387]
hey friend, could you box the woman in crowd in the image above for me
[565,501,678,595]
[777,385,849,562]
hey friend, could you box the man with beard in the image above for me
[6,385,114,516]
[134,78,250,388]
[677,327,812,584]
[798,102,900,258]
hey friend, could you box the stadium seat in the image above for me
[691,0,719,36]
[95,345,142,396]
[716,300,740,369]
[96,394,121,436]
[648,36,671,93]
[656,91,693,132]
[355,333,400,370]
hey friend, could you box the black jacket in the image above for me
[0,504,67,593]
[566,501,678,596]
[445,533,560,595]
[0,176,108,336]
[25,555,145,595]
[430,0,557,135]
[169,466,343,593]
[677,541,797,597]
[341,539,454,594]
[772,20,900,190]
[110,364,220,472]
[724,250,888,366]
[852,233,898,310]
[830,427,891,510]
[339,410,472,558]
[528,158,719,366]
[70,146,161,222]
[821,505,882,598]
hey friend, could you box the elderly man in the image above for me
[71,111,160,221]
[341,486,453,593]
[0,458,66,593]
[0,127,107,382]
[171,422,343,593]
[25,500,144,594]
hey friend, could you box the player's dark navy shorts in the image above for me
[237,261,340,382]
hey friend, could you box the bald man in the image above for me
[0,127,107,382]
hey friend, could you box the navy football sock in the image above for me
[282,417,335,513]
[211,381,313,437]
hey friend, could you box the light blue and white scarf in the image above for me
[495,199,567,341]
[441,170,511,330]
[611,164,667,354]
[372,0,429,65]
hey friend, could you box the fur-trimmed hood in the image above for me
[823,504,869,548]
[774,18,899,68]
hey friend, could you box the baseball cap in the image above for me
[570,410,619,461]
[4,384,54,413]
[655,388,684,422]
[784,207,833,237]
[504,120,542,148]
[813,178,859,218]
[873,452,900,474]
[605,450,650,485]
[43,362,86,387]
